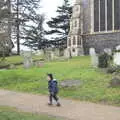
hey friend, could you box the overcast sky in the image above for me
[40,0,75,20]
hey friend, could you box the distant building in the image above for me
[67,0,120,56]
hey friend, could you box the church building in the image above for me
[67,0,120,56]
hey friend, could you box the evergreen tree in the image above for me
[0,0,13,58]
[22,15,47,51]
[11,0,41,54]
[46,0,72,49]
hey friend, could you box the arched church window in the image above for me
[94,0,99,32]
[94,0,120,32]
[69,39,71,46]
[114,0,120,30]
[77,37,81,45]
[75,20,77,27]
[72,48,75,52]
[73,36,76,45]
[107,0,112,30]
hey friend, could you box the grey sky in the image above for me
[41,0,75,20]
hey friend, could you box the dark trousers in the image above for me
[49,93,59,103]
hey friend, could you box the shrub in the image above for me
[98,53,110,68]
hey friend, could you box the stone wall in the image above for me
[68,0,120,56]
[83,32,120,54]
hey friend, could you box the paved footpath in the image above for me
[0,89,120,120]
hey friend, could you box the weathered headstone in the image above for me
[64,48,70,58]
[34,50,44,56]
[45,51,51,61]
[116,45,120,51]
[113,53,120,66]
[36,61,44,68]
[21,51,33,69]
[9,64,16,69]
[104,48,112,55]
[51,51,55,60]
[113,46,120,66]
[89,48,98,67]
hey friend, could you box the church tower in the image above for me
[67,0,84,56]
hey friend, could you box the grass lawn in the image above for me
[0,55,43,68]
[0,106,64,120]
[0,56,120,106]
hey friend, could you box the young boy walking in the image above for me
[47,74,61,107]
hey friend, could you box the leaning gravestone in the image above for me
[104,48,112,55]
[21,51,33,69]
[89,48,98,67]
[113,46,120,66]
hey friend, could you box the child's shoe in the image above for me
[48,103,53,106]
[56,103,61,107]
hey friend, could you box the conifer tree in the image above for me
[46,0,72,49]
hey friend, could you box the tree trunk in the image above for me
[16,0,20,55]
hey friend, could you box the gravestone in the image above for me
[34,50,44,56]
[21,51,33,69]
[36,61,44,68]
[51,51,55,60]
[64,48,70,58]
[45,51,51,61]
[113,46,120,66]
[89,48,98,67]
[116,45,120,51]
[9,64,16,69]
[104,48,112,55]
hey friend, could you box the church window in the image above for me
[107,0,112,30]
[94,0,120,32]
[77,37,81,45]
[100,0,105,31]
[114,0,120,30]
[72,48,75,52]
[73,36,76,45]
[94,0,99,32]
[69,39,71,46]
[75,20,77,27]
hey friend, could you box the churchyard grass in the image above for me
[0,106,64,120]
[0,56,120,106]
[0,55,43,68]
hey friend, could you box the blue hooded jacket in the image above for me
[48,79,59,94]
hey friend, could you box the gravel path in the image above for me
[0,89,120,120]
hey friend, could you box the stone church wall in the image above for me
[83,32,120,54]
